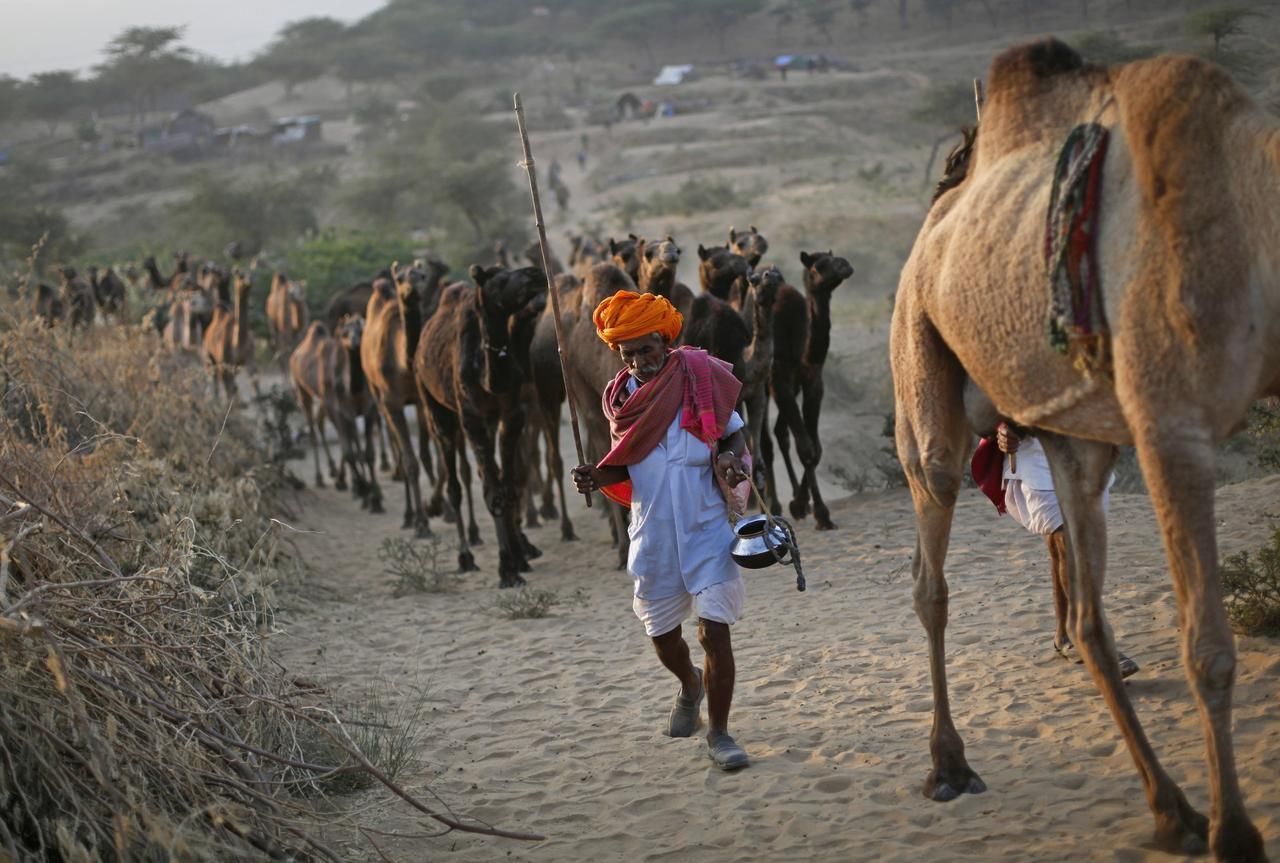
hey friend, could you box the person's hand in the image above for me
[571,464,599,493]
[996,422,1020,455]
[716,451,747,487]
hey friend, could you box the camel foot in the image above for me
[1152,788,1208,855]
[328,463,338,479]
[314,476,325,489]
[524,510,541,529]
[369,497,385,514]
[561,524,578,542]
[414,520,432,539]
[426,496,444,518]
[788,499,810,520]
[335,477,347,492]
[923,767,986,802]
[815,517,837,531]
[458,551,479,573]
[391,467,405,482]
[518,558,532,573]
[1209,814,1264,862]
[499,572,527,589]
[468,524,483,546]
[379,458,391,473]
[519,534,542,560]
[539,501,559,521]
[401,513,415,530]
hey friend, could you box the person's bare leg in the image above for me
[697,619,735,735]
[652,626,700,696]
[1047,529,1070,648]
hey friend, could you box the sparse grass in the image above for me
[489,586,587,620]
[1220,527,1280,637]
[615,175,753,225]
[380,535,461,595]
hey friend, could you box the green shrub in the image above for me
[1220,527,1280,637]
[282,229,419,311]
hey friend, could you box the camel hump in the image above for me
[987,37,1085,97]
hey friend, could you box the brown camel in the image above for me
[523,239,564,276]
[564,262,640,569]
[568,233,610,281]
[325,270,389,330]
[361,264,432,537]
[892,38,1274,862]
[267,272,310,365]
[202,269,254,400]
[608,234,642,286]
[289,320,372,502]
[57,266,95,329]
[142,252,190,293]
[768,250,854,528]
[527,272,584,541]
[87,266,126,322]
[32,283,63,327]
[414,264,547,587]
[696,243,749,304]
[162,287,212,351]
[736,265,783,489]
[635,236,695,329]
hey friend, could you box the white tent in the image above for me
[653,64,696,86]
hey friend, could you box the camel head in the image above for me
[392,259,427,305]
[469,264,548,392]
[609,234,641,282]
[747,264,784,309]
[640,235,681,276]
[697,243,749,301]
[799,250,853,296]
[729,225,769,268]
[232,268,252,303]
[58,265,77,283]
[337,313,365,352]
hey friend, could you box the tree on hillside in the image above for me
[24,71,83,137]
[0,76,21,128]
[680,0,766,53]
[95,27,195,126]
[588,4,675,67]
[332,32,413,100]
[1185,6,1261,54]
[258,17,347,99]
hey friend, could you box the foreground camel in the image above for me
[88,266,126,323]
[415,264,547,587]
[202,270,254,400]
[267,272,310,365]
[58,267,95,329]
[892,38,1273,861]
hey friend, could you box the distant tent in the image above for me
[653,64,696,86]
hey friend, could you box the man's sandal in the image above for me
[1055,639,1140,678]
[666,669,703,738]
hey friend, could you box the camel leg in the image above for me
[455,435,482,545]
[1046,530,1070,648]
[521,420,543,529]
[314,405,341,486]
[1136,414,1266,859]
[772,412,805,517]
[759,400,782,516]
[297,391,325,488]
[893,314,985,803]
[382,404,429,538]
[539,414,560,522]
[462,414,524,588]
[415,408,449,519]
[360,406,384,513]
[801,375,834,530]
[543,407,575,541]
[501,409,541,568]
[427,403,478,572]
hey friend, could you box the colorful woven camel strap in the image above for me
[1045,122,1111,376]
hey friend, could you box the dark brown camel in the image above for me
[568,233,610,281]
[523,239,564,276]
[414,264,548,587]
[737,266,783,489]
[333,314,384,512]
[696,243,749,303]
[768,250,854,529]
[608,234,641,285]
[267,272,310,366]
[202,270,255,400]
[527,272,583,541]
[360,264,431,537]
[290,320,372,503]
[564,262,639,569]
[58,267,95,329]
[88,266,126,322]
[325,270,388,330]
[32,283,63,327]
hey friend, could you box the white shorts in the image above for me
[632,577,746,638]
[1004,481,1110,536]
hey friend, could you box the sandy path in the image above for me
[271,436,1280,862]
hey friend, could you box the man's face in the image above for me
[617,333,668,383]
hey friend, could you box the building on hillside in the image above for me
[138,107,217,160]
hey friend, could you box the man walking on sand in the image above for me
[572,290,752,770]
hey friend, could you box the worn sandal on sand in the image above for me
[706,731,750,771]
[1118,654,1140,679]
[666,669,703,738]
[1055,639,1141,679]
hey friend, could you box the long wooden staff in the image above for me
[514,92,592,507]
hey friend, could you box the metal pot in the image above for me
[730,514,796,569]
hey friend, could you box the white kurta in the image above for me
[624,377,744,600]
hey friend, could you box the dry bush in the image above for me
[0,323,540,860]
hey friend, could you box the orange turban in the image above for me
[592,290,683,350]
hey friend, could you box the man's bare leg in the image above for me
[652,625,701,698]
[1047,529,1070,648]
[697,619,735,734]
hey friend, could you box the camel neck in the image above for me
[806,292,832,366]
[399,291,423,361]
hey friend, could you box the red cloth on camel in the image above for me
[597,346,742,508]
[971,436,1007,514]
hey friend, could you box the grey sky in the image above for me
[0,0,389,79]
